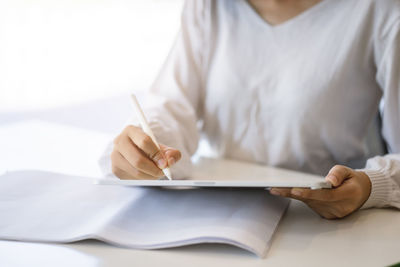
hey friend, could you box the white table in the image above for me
[2,201,399,267]
[1,96,399,267]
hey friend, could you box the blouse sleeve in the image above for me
[99,0,209,178]
[360,19,400,209]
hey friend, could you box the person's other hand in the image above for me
[270,165,372,219]
[111,125,181,180]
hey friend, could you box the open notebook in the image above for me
[0,170,289,258]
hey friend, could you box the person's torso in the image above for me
[200,0,397,175]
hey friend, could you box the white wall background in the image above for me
[0,0,184,112]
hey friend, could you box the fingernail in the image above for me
[157,159,166,168]
[270,189,281,196]
[168,157,175,166]
[327,174,337,185]
[291,189,303,197]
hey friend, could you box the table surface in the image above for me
[2,201,399,267]
[1,96,399,267]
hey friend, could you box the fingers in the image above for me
[111,125,182,180]
[160,144,182,166]
[325,165,353,187]
[270,188,340,219]
[111,150,160,180]
[270,165,356,200]
[270,187,335,201]
[269,165,355,200]
[270,184,356,202]
[114,137,164,177]
[269,165,366,220]
[125,125,167,168]
[290,188,336,201]
[270,187,355,219]
[124,126,182,169]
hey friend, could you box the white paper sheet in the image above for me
[0,170,288,258]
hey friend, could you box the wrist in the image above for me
[355,171,372,208]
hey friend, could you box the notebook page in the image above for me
[0,170,288,257]
[100,187,288,257]
[0,171,139,241]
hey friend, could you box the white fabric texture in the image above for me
[101,0,400,209]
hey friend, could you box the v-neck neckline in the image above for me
[240,0,329,30]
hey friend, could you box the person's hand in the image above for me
[270,165,372,219]
[111,125,181,180]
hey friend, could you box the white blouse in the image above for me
[101,0,400,209]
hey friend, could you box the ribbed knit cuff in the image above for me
[359,169,391,209]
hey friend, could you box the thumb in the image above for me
[325,165,353,187]
[160,144,182,167]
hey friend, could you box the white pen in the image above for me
[130,94,172,180]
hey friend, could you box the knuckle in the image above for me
[113,135,122,145]
[124,125,136,133]
[331,165,344,173]
[113,135,130,149]
[332,165,353,177]
[151,150,162,160]
[175,150,182,161]
[130,156,142,168]
[138,135,152,148]
[133,156,146,169]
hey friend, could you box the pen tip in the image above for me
[163,168,173,180]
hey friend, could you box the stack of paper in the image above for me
[0,170,288,258]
